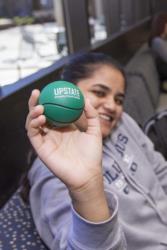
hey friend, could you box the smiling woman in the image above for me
[76,65,125,137]
[20,52,167,250]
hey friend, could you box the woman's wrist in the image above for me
[70,174,111,222]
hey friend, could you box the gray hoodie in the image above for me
[28,112,167,250]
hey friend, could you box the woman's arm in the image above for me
[125,113,167,194]
[142,135,167,194]
[26,89,110,221]
[28,158,126,250]
[26,90,127,249]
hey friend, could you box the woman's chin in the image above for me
[101,126,112,138]
[100,120,116,138]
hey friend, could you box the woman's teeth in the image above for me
[99,114,111,121]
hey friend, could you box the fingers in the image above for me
[26,102,46,150]
[25,89,44,131]
[26,106,46,136]
[84,99,101,136]
[29,106,45,127]
[74,112,88,132]
[28,89,40,111]
[26,108,44,133]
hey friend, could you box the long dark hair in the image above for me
[149,12,167,46]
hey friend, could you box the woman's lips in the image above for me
[99,114,114,123]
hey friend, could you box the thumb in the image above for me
[84,98,101,136]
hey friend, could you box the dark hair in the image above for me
[149,12,167,46]
[60,51,126,86]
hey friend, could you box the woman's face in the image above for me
[77,64,125,138]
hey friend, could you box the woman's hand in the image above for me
[26,89,110,221]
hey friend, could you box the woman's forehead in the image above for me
[90,65,125,86]
[78,72,125,95]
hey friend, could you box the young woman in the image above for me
[26,52,167,250]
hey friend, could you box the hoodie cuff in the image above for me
[69,190,124,249]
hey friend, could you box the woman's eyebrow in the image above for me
[92,84,111,91]
[93,84,125,97]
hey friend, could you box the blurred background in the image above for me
[0,0,166,86]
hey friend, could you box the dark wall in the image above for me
[155,0,167,12]
[92,19,151,64]
[0,64,64,207]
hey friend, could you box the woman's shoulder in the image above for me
[115,112,144,138]
[120,112,140,128]
[104,112,143,148]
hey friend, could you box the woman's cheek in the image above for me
[86,95,98,108]
[117,107,123,118]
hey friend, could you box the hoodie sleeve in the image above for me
[141,135,167,194]
[124,113,167,194]
[28,158,127,250]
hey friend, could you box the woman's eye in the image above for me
[115,97,124,105]
[92,90,106,97]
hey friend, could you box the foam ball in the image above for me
[38,80,85,127]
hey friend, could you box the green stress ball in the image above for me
[38,80,85,127]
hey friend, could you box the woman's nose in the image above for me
[103,97,116,111]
